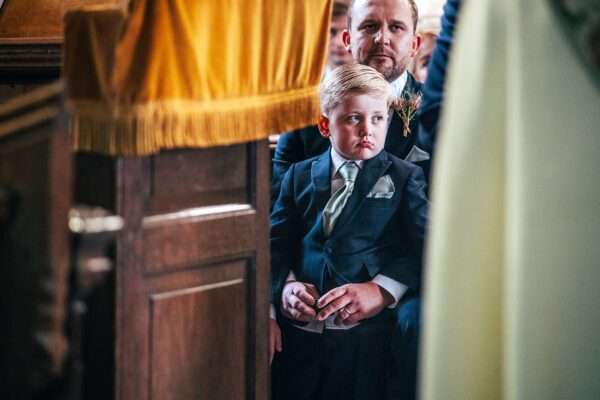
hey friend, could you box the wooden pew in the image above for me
[0,82,270,400]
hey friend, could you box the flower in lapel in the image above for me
[391,90,422,137]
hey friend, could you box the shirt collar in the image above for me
[389,71,408,100]
[330,147,364,177]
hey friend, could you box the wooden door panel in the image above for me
[147,145,249,215]
[115,142,270,400]
[149,270,247,400]
[142,208,256,275]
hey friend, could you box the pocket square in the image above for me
[366,175,395,199]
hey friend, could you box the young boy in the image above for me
[269,64,428,400]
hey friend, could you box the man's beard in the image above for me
[366,56,405,82]
[362,50,408,82]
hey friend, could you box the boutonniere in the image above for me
[391,91,422,137]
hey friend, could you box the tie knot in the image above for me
[338,161,359,183]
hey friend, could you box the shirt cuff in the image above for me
[372,274,408,308]
[287,271,296,282]
[270,304,277,320]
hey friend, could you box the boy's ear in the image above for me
[318,115,330,138]
[342,30,351,52]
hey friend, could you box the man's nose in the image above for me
[373,28,389,45]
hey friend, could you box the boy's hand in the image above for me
[280,281,320,322]
[269,318,282,365]
[316,282,394,324]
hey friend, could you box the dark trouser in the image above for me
[271,318,393,400]
[389,296,421,400]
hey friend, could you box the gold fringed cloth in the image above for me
[65,0,332,156]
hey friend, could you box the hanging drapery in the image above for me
[420,0,600,399]
[65,0,332,155]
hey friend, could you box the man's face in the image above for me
[409,33,437,82]
[344,0,419,82]
[319,92,389,161]
[328,15,354,69]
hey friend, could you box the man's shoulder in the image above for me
[278,124,321,144]
[275,124,329,161]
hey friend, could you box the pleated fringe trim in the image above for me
[68,86,321,156]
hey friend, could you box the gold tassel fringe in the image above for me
[69,86,321,156]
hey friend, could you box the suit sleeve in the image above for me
[379,165,429,290]
[417,0,462,158]
[271,130,304,206]
[270,163,302,306]
[399,166,429,289]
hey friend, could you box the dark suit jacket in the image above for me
[270,150,428,307]
[272,73,424,203]
[418,0,462,164]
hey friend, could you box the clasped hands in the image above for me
[281,280,394,325]
[269,280,394,364]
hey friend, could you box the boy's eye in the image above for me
[372,115,385,124]
[347,115,361,124]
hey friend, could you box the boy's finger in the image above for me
[317,297,351,321]
[316,287,347,309]
[294,301,317,318]
[287,304,315,322]
[296,290,316,306]
[304,284,321,301]
[345,312,363,324]
[288,294,317,317]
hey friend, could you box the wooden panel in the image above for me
[149,272,247,400]
[147,146,249,215]
[114,141,270,400]
[142,208,256,275]
[0,0,128,41]
[0,82,71,397]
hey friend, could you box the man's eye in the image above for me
[373,115,385,123]
[390,24,404,32]
[362,23,377,32]
[347,115,361,123]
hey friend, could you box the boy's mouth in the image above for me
[358,141,374,149]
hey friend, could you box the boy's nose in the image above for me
[359,124,371,137]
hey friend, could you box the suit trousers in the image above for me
[389,296,421,400]
[271,317,393,400]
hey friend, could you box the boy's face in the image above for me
[319,92,388,161]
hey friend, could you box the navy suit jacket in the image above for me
[270,150,428,307]
[418,0,462,165]
[272,73,424,203]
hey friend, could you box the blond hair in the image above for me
[320,64,390,116]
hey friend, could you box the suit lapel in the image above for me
[386,74,422,159]
[329,152,392,237]
[310,152,332,238]
[386,111,412,158]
